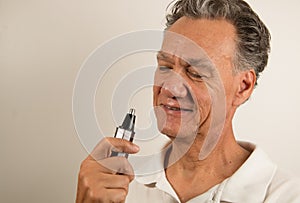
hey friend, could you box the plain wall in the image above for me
[1,0,300,202]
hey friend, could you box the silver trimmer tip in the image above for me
[129,108,135,115]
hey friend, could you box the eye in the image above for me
[186,67,203,80]
[158,66,172,72]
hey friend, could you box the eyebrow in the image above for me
[187,58,214,69]
[156,51,174,63]
[157,51,214,70]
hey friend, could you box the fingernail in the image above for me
[132,144,140,152]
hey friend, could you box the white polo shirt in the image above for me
[126,142,300,202]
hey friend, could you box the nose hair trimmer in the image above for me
[111,108,136,158]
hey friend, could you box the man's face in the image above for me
[153,17,238,140]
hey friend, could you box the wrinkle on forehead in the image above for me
[166,17,237,62]
[161,30,214,68]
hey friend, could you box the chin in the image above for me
[154,105,201,139]
[159,126,180,139]
[155,112,180,137]
[158,119,198,140]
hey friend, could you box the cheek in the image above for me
[192,83,211,105]
[152,85,160,105]
[216,63,237,103]
[193,85,212,121]
[153,106,166,132]
[222,76,237,108]
[197,95,211,116]
[153,70,163,105]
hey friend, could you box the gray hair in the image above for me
[166,0,271,85]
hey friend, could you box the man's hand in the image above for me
[76,137,140,203]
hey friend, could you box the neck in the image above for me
[165,123,250,202]
[169,120,249,171]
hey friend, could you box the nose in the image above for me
[161,74,188,99]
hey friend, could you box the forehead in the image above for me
[165,17,237,61]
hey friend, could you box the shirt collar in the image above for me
[135,169,181,202]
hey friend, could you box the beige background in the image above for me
[1,0,300,202]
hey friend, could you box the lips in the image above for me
[164,105,181,111]
[160,104,193,113]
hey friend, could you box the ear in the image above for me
[233,69,256,106]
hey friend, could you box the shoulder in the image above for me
[227,142,300,202]
[265,169,300,202]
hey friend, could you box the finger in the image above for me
[80,156,135,179]
[107,137,140,153]
[81,171,132,191]
[103,137,140,155]
[83,187,127,203]
[105,188,128,203]
[100,173,131,189]
[90,138,140,161]
[97,156,135,177]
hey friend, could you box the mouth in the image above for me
[160,104,193,113]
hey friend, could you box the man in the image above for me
[76,0,300,202]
